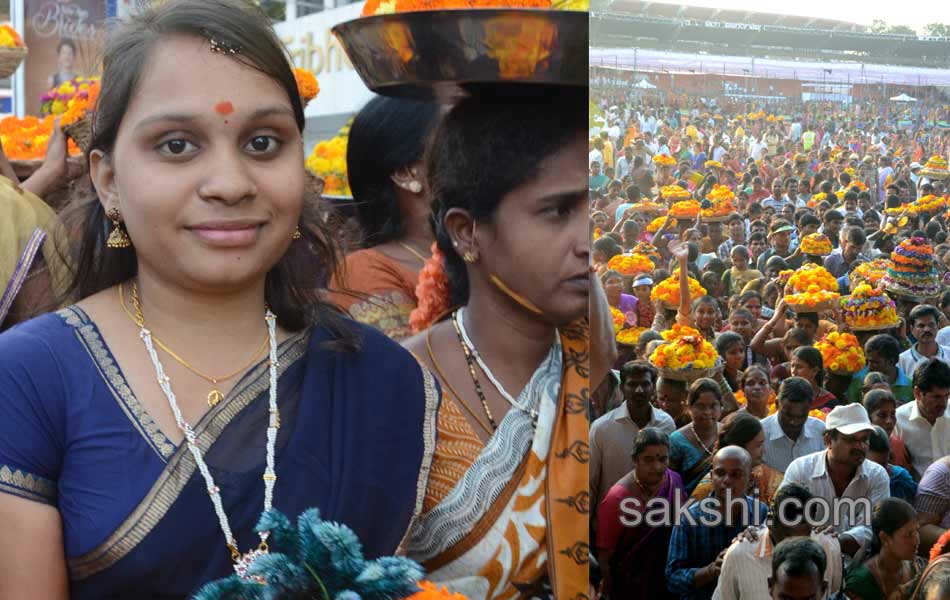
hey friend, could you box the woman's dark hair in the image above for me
[594,236,622,260]
[863,388,896,416]
[600,269,623,285]
[427,88,585,308]
[632,427,671,459]
[716,411,763,452]
[868,425,890,454]
[741,364,770,388]
[56,0,355,344]
[348,96,440,247]
[738,290,763,306]
[870,497,917,556]
[687,377,723,406]
[715,331,743,358]
[865,334,901,365]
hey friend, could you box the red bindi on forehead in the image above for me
[215,101,235,116]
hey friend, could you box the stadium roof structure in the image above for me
[589,47,950,87]
[606,0,864,32]
[591,1,950,68]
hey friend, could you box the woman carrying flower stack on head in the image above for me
[401,87,593,600]
[327,96,441,341]
[0,2,441,597]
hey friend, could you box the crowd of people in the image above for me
[590,84,950,600]
[0,0,592,598]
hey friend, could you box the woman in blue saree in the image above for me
[0,1,438,597]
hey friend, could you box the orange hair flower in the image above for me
[293,68,320,103]
[410,243,452,333]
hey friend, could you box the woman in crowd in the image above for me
[403,87,592,599]
[716,331,745,393]
[597,428,686,600]
[737,364,773,418]
[328,95,440,340]
[602,269,638,322]
[668,378,723,495]
[845,498,926,600]
[863,388,911,471]
[790,345,838,410]
[0,1,438,597]
[689,410,782,504]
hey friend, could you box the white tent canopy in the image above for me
[890,93,917,102]
[635,78,657,89]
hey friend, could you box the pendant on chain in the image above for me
[207,387,225,408]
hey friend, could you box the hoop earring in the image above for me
[106,208,132,249]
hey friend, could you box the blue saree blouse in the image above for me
[0,307,439,599]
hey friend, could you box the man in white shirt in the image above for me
[895,357,950,479]
[590,360,675,508]
[898,305,950,378]
[779,404,890,559]
[713,484,842,600]
[761,378,827,473]
[615,146,633,180]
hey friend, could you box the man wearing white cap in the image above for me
[778,404,890,560]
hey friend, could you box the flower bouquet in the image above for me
[306,121,352,197]
[633,242,662,264]
[784,264,840,312]
[646,216,674,233]
[60,80,100,154]
[661,185,692,201]
[776,270,795,287]
[0,115,82,161]
[630,201,668,214]
[294,68,320,108]
[651,270,706,310]
[841,284,899,331]
[616,326,647,347]
[920,155,949,180]
[0,24,27,79]
[907,194,946,215]
[649,325,718,381]
[806,192,829,208]
[800,233,833,257]
[700,185,736,221]
[815,331,866,375]
[669,200,701,219]
[849,259,889,289]
[703,160,723,170]
[653,153,676,167]
[610,306,626,334]
[607,253,654,277]
[40,76,99,117]
[193,508,464,600]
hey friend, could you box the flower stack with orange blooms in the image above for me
[841,284,899,331]
[700,185,736,220]
[40,76,98,116]
[593,227,602,240]
[651,269,706,309]
[633,242,662,264]
[0,24,24,48]
[703,159,723,170]
[610,306,626,334]
[607,253,654,277]
[360,0,587,15]
[649,325,718,372]
[653,153,676,167]
[405,581,469,600]
[410,243,451,334]
[849,259,890,289]
[630,201,668,214]
[616,326,648,346]
[669,199,701,219]
[920,155,949,180]
[0,115,81,160]
[784,264,840,311]
[929,528,950,562]
[661,185,692,201]
[907,194,946,215]
[883,236,941,299]
[807,192,829,208]
[816,332,866,375]
[293,68,320,106]
[647,216,674,233]
[305,121,351,196]
[59,80,100,128]
[800,233,833,257]
[776,270,795,286]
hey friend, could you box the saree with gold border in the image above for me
[0,308,439,599]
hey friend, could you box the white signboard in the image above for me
[274,3,374,119]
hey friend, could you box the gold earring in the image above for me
[463,250,478,264]
[292,227,302,240]
[408,181,422,194]
[106,208,132,249]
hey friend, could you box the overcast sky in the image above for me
[672,0,939,34]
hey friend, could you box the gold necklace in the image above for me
[118,282,269,407]
[398,241,429,265]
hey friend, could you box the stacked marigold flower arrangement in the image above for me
[652,153,676,167]
[816,332,866,375]
[784,264,840,312]
[700,185,736,221]
[648,324,718,380]
[647,216,674,233]
[0,23,27,79]
[669,199,701,219]
[651,269,706,310]
[841,284,899,331]
[661,184,692,201]
[607,253,654,277]
[800,233,833,257]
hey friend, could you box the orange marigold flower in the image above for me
[293,68,320,103]
[410,243,452,333]
[405,581,468,599]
